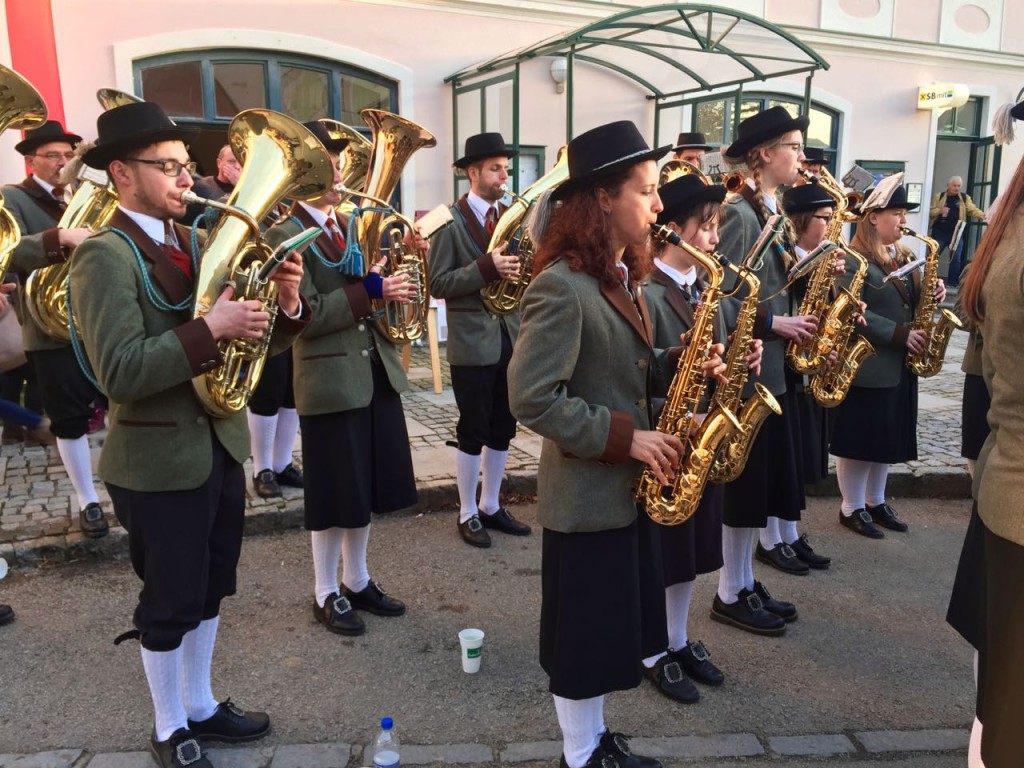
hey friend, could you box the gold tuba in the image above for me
[637,225,741,526]
[900,226,963,377]
[0,64,48,276]
[25,89,140,341]
[319,118,372,218]
[184,109,334,418]
[480,148,568,315]
[344,109,436,343]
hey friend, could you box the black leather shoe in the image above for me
[313,592,366,636]
[710,591,785,636]
[755,542,809,575]
[187,699,269,743]
[458,515,491,548]
[867,502,908,532]
[479,507,532,536]
[79,503,109,539]
[252,469,281,499]
[840,509,885,539]
[150,728,213,768]
[752,581,797,623]
[645,654,699,703]
[275,463,304,488]
[598,730,663,768]
[788,534,831,569]
[343,580,406,616]
[0,603,13,626]
[670,641,724,686]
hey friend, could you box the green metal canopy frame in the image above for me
[445,3,829,187]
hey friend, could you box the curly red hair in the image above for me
[534,164,653,288]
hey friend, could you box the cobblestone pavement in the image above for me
[0,313,973,566]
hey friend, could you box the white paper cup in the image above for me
[458,628,485,673]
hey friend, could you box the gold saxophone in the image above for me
[0,64,48,276]
[184,109,334,418]
[25,89,140,341]
[638,225,741,526]
[708,221,785,484]
[900,226,963,377]
[481,148,569,315]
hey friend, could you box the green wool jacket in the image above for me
[3,176,73,351]
[69,208,308,492]
[263,205,408,416]
[427,196,519,366]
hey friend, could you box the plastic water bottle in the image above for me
[372,716,400,768]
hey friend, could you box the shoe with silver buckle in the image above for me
[752,580,797,622]
[645,654,699,703]
[789,533,831,569]
[840,508,885,539]
[252,468,281,499]
[867,502,908,532]
[313,592,366,636]
[149,728,213,768]
[710,590,786,636]
[79,503,109,539]
[755,541,809,575]
[458,515,491,548]
[670,640,724,686]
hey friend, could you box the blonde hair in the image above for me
[735,142,797,268]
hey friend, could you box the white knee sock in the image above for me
[759,517,782,549]
[718,526,752,603]
[141,645,187,742]
[247,411,276,474]
[57,435,98,509]
[836,457,871,516]
[311,528,344,607]
[553,694,605,768]
[181,616,220,723]
[479,447,509,515]
[665,580,695,651]
[272,408,300,473]
[341,525,371,593]
[865,462,889,508]
[780,519,800,545]
[455,450,482,524]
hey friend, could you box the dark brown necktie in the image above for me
[485,206,497,234]
[51,185,66,210]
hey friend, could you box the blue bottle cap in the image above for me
[381,717,394,730]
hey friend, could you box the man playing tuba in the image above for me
[428,132,532,548]
[69,101,311,768]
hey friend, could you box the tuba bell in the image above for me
[25,89,140,341]
[318,118,373,219]
[0,64,48,276]
[184,109,334,418]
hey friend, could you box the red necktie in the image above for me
[52,185,66,210]
[485,206,497,234]
[326,217,346,251]
[163,222,192,280]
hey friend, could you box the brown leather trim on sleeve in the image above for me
[42,228,66,264]
[890,323,910,349]
[599,409,635,464]
[476,251,501,284]
[173,317,223,375]
[344,282,373,320]
[275,294,311,335]
[752,306,770,339]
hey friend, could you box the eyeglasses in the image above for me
[32,152,76,161]
[776,142,804,153]
[125,157,197,177]
[811,214,832,222]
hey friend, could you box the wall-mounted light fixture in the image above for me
[549,57,568,94]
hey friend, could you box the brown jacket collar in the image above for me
[454,195,506,255]
[18,175,65,220]
[107,209,195,307]
[601,278,653,348]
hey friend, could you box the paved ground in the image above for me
[0,496,975,766]
[0,308,973,567]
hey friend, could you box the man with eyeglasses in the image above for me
[68,101,311,768]
[1,120,108,538]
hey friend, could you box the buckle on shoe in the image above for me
[662,660,684,684]
[780,543,797,560]
[689,641,709,662]
[175,738,203,766]
[467,517,483,533]
[331,596,354,615]
[857,509,874,524]
[610,733,632,756]
[745,593,765,612]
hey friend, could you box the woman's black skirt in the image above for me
[540,510,667,699]
[722,385,805,527]
[660,483,724,586]
[829,367,918,464]
[788,372,829,484]
[300,359,417,530]
[961,373,991,461]
[946,502,985,650]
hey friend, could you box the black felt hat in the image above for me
[454,132,518,169]
[672,131,713,152]
[552,121,670,200]
[782,183,836,215]
[83,102,199,169]
[15,121,82,156]
[1012,100,1024,121]
[723,106,810,161]
[859,172,919,213]
[306,121,350,154]
[657,174,726,225]
[802,146,833,165]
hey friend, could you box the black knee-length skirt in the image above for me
[541,509,667,699]
[829,368,918,464]
[961,373,991,461]
[300,359,417,530]
[946,502,984,650]
[660,483,724,586]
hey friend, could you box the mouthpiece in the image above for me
[650,223,682,247]
[799,169,820,185]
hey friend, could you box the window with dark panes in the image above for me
[213,62,267,117]
[280,66,330,122]
[141,61,203,118]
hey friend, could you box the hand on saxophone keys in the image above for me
[743,338,763,377]
[700,341,728,386]
[203,285,271,341]
[630,430,684,486]
[831,250,847,277]
[771,313,818,343]
[934,278,947,304]
[905,329,929,355]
